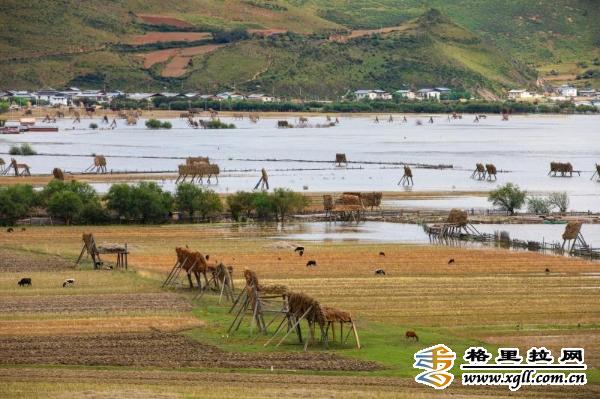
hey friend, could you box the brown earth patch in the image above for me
[0,248,74,272]
[162,56,192,78]
[329,25,411,43]
[0,332,380,371]
[136,15,193,29]
[137,48,178,68]
[125,32,211,45]
[0,292,191,314]
[137,44,224,72]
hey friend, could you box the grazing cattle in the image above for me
[545,268,550,273]
[62,278,75,287]
[6,227,14,233]
[298,250,304,256]
[379,251,385,256]
[448,258,455,264]
[405,330,419,341]
[294,246,305,253]
[374,268,386,276]
[306,260,317,267]
[18,278,32,287]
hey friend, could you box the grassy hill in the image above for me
[0,1,597,95]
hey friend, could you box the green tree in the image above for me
[195,189,223,221]
[175,183,203,220]
[47,191,83,225]
[226,191,255,221]
[0,101,8,113]
[105,183,134,220]
[252,191,276,220]
[488,183,526,215]
[131,182,172,223]
[270,189,308,226]
[0,185,37,223]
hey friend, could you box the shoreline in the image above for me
[2,108,595,121]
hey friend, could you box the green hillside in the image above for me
[0,1,597,94]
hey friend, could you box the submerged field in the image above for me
[0,224,599,397]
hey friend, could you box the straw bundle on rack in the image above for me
[287,292,325,326]
[447,209,468,226]
[562,221,582,241]
[52,167,64,180]
[322,306,352,323]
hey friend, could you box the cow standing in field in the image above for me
[18,278,32,287]
[405,330,418,341]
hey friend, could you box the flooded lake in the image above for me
[1,114,599,210]
[280,221,600,247]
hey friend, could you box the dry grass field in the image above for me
[0,223,599,398]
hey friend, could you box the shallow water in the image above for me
[1,114,599,209]
[280,221,600,247]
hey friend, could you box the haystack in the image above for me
[549,161,576,177]
[52,167,64,180]
[361,192,383,210]
[562,221,582,241]
[447,209,468,226]
[471,163,486,180]
[398,165,414,186]
[85,155,107,174]
[335,153,348,167]
[485,164,497,181]
[186,156,209,165]
[561,221,587,253]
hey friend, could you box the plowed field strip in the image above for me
[0,332,379,371]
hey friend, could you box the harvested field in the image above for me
[125,32,211,45]
[0,368,597,399]
[137,48,178,68]
[0,247,75,272]
[162,56,192,78]
[0,315,203,336]
[0,293,191,314]
[137,44,224,72]
[136,14,193,29]
[0,332,379,371]
[479,330,600,369]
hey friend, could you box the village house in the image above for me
[416,88,441,101]
[557,84,577,97]
[33,88,69,106]
[354,89,392,100]
[394,89,416,99]
[247,93,276,102]
[578,88,597,98]
[507,89,533,101]
[216,91,245,101]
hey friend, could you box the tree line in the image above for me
[0,181,307,226]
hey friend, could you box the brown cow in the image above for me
[405,330,419,341]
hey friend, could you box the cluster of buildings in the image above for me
[353,87,453,101]
[0,88,278,107]
[507,85,600,108]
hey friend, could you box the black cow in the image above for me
[447,258,455,265]
[306,260,317,267]
[63,278,75,287]
[374,268,386,276]
[18,278,32,287]
[379,251,385,256]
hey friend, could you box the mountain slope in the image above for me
[0,1,596,94]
